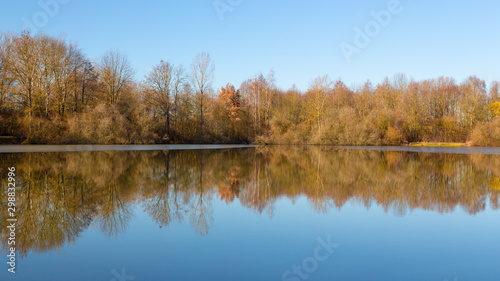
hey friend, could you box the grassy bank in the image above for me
[409,142,466,147]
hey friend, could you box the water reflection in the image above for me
[0,147,499,257]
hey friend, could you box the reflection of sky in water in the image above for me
[11,198,500,281]
[1,148,500,281]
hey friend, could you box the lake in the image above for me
[1,146,499,281]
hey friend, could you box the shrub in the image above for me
[470,118,500,147]
[66,104,129,144]
[21,117,65,144]
[384,125,402,145]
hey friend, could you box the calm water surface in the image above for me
[1,146,499,281]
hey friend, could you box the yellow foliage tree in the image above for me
[489,177,500,191]
[488,101,500,118]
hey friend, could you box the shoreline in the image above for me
[0,144,258,154]
[336,146,500,155]
[0,144,499,155]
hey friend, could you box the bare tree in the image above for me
[459,76,488,131]
[172,65,187,137]
[489,81,500,102]
[78,59,99,109]
[190,52,214,140]
[38,36,84,116]
[264,70,276,128]
[307,75,331,134]
[3,32,43,140]
[99,50,134,105]
[145,60,174,138]
[0,33,15,115]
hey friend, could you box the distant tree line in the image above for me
[0,32,499,146]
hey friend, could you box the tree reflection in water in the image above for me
[0,147,499,256]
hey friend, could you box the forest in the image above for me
[0,32,499,146]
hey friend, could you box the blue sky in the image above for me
[1,0,499,91]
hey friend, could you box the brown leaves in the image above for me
[218,83,241,121]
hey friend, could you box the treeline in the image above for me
[1,32,499,145]
[1,148,499,254]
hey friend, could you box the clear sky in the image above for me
[1,0,499,91]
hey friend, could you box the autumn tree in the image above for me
[144,60,175,139]
[75,59,99,110]
[306,75,331,135]
[489,81,500,102]
[171,65,187,138]
[99,49,134,105]
[267,85,307,143]
[191,52,215,141]
[37,36,85,117]
[488,102,500,118]
[352,80,374,117]
[215,83,248,142]
[218,83,240,119]
[4,32,41,134]
[331,79,353,111]
[458,76,488,132]
[263,70,277,128]
[0,34,14,115]
[401,81,427,142]
[238,71,278,139]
